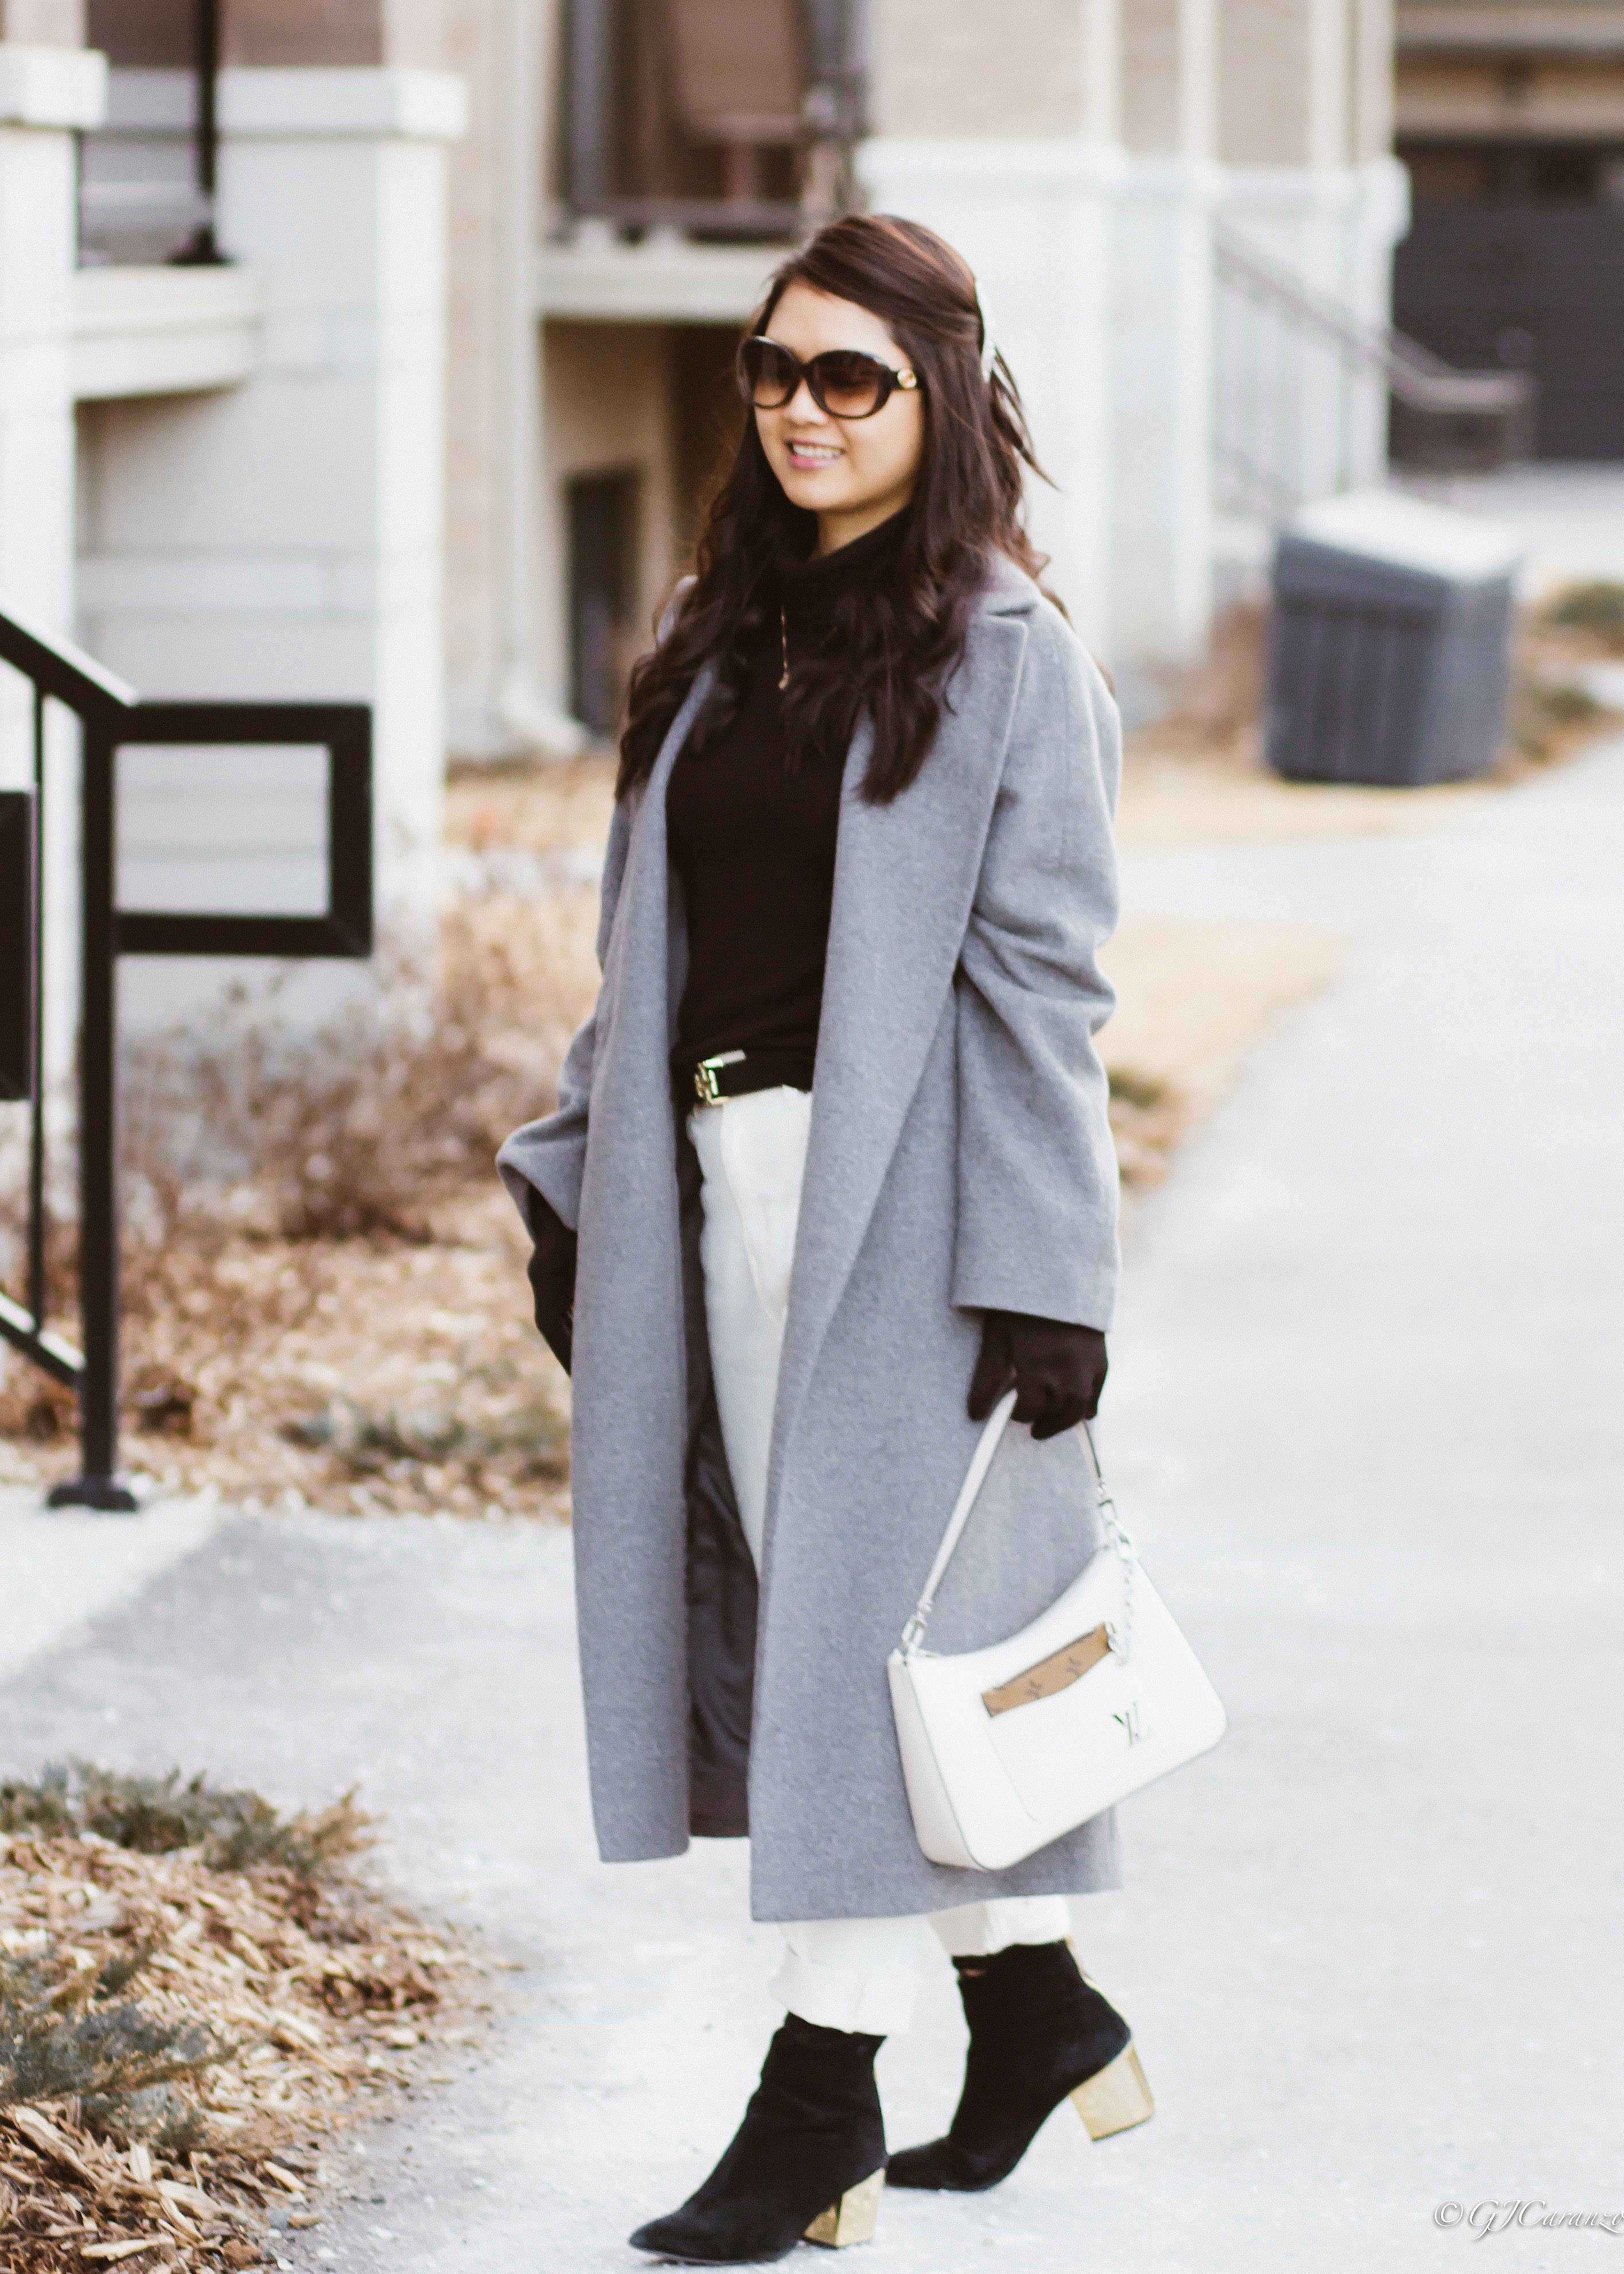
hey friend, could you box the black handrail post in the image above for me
[46,721,137,1513]
[172,0,225,267]
[28,685,47,1332]
[0,608,372,1503]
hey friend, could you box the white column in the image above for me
[490,0,581,757]
[0,43,107,1092]
[75,67,468,935]
[858,137,1124,661]
[1109,158,1219,714]
[1110,0,1220,716]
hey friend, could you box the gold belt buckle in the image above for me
[694,1049,745,1105]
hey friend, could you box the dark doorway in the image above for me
[568,471,640,736]
[1395,140,1624,460]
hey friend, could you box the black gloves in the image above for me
[524,1190,1105,1431]
[524,1187,578,1374]
[967,1309,1108,1440]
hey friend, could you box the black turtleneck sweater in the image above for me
[666,511,906,1095]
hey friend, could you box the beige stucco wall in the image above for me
[540,321,680,702]
[869,0,1119,138]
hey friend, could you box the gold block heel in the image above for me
[1070,2044,1155,2140]
[804,2167,884,2248]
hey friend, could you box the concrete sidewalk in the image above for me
[3,739,1622,2273]
[0,1487,224,1681]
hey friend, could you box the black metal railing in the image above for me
[0,608,370,1511]
[79,0,225,269]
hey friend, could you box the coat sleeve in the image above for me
[951,608,1121,1331]
[496,791,634,1234]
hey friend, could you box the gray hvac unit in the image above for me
[1265,491,1522,786]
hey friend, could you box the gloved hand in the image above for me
[524,1186,578,1375]
[967,1310,1107,1440]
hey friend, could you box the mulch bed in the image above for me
[1,1824,486,2270]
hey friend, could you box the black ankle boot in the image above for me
[886,1941,1152,2194]
[629,2015,887,2264]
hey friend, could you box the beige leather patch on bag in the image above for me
[981,1623,1113,1717]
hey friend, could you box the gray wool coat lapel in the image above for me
[766,611,1029,1542]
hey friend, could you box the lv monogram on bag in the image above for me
[981,1624,1112,1717]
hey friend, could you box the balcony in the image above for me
[72,264,263,401]
[558,0,864,244]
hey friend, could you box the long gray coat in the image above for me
[499,555,1124,1921]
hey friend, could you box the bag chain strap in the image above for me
[899,1397,1138,1661]
[1082,1421,1136,1664]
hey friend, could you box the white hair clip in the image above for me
[973,277,998,382]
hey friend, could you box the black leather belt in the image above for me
[679,1047,814,1106]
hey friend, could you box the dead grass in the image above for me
[1540,578,1624,652]
[1100,918,1348,1188]
[0,1770,482,2273]
[119,894,598,1251]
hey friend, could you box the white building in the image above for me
[0,0,1409,1052]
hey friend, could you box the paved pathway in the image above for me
[3,737,1622,2273]
[0,1487,223,1682]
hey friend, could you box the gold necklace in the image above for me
[778,605,790,692]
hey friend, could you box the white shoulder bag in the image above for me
[887,1392,1227,1871]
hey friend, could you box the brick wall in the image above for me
[84,0,187,66]
[870,0,1097,137]
[84,0,450,70]
[1216,0,1382,163]
[223,0,450,67]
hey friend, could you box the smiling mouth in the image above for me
[785,441,843,467]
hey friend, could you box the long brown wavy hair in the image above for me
[616,213,1053,806]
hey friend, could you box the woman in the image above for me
[499,214,1147,2265]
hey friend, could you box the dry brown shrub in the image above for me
[119,891,597,1254]
[0,891,597,1514]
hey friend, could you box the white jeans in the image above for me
[689,1086,1072,2036]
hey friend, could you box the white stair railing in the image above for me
[1212,221,1534,523]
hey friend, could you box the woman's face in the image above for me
[753,280,926,553]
